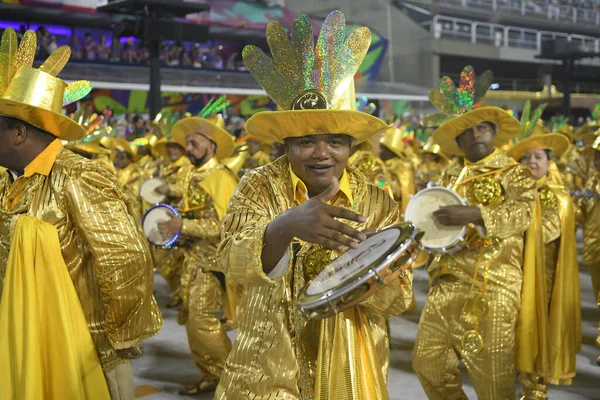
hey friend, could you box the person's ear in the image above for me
[13,123,28,146]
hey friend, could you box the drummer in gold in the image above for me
[151,137,192,307]
[109,138,144,220]
[507,105,581,398]
[379,126,416,213]
[0,28,161,400]
[412,66,538,399]
[216,12,414,400]
[156,115,238,395]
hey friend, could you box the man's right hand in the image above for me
[283,177,367,252]
[155,183,170,195]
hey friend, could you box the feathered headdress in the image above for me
[0,28,92,140]
[426,65,521,156]
[242,11,388,143]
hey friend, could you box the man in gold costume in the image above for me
[109,138,144,220]
[215,12,414,400]
[507,104,581,399]
[156,115,237,395]
[0,28,161,400]
[241,133,271,169]
[151,136,192,307]
[131,133,158,179]
[412,66,540,399]
[379,127,416,213]
[68,133,117,175]
[578,135,600,364]
[348,140,392,195]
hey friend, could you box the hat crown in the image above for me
[4,67,66,114]
[242,10,370,112]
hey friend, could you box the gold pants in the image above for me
[104,362,134,400]
[186,268,232,382]
[587,261,600,346]
[413,281,520,400]
[153,247,184,296]
[519,372,547,399]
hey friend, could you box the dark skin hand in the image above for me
[157,209,182,240]
[432,205,484,227]
[261,177,367,274]
[116,346,143,360]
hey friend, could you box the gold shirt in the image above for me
[136,154,158,179]
[578,170,600,265]
[116,162,143,220]
[384,157,416,213]
[176,157,238,322]
[0,140,162,370]
[349,149,393,196]
[159,156,192,202]
[216,157,414,400]
[93,152,116,175]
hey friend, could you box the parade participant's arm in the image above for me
[541,194,561,244]
[261,178,367,274]
[477,165,536,238]
[65,166,160,351]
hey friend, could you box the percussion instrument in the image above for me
[298,222,422,320]
[404,185,467,253]
[141,203,181,247]
[140,177,167,204]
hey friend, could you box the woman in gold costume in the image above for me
[215,11,414,400]
[507,102,581,399]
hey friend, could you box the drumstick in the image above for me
[451,166,469,192]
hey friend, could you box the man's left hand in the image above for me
[157,211,182,240]
[433,205,483,227]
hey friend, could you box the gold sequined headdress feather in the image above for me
[242,10,389,143]
[427,65,521,156]
[0,28,92,141]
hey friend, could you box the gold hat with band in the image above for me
[426,66,521,156]
[0,28,92,141]
[380,126,406,159]
[507,101,569,161]
[172,115,234,160]
[242,11,388,144]
[108,137,137,160]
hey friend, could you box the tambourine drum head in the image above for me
[405,188,464,248]
[305,227,403,297]
[140,178,166,204]
[142,207,172,246]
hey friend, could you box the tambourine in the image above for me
[298,222,423,320]
[404,185,467,253]
[140,177,167,204]
[141,203,180,247]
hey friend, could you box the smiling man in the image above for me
[412,66,539,399]
[215,12,414,400]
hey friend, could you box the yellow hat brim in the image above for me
[506,133,570,161]
[245,110,390,144]
[0,98,85,141]
[172,117,234,160]
[153,139,184,159]
[67,141,110,157]
[432,107,521,156]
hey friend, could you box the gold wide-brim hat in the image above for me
[246,109,388,144]
[108,137,136,160]
[432,107,521,156]
[67,139,110,157]
[171,115,234,160]
[506,131,570,161]
[380,126,405,158]
[153,137,184,159]
[0,67,85,141]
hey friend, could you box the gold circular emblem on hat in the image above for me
[292,90,329,110]
[467,177,503,206]
[462,330,484,355]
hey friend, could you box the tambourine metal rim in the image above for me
[141,203,181,248]
[297,222,421,319]
[404,185,467,253]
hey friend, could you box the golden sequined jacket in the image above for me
[216,157,414,400]
[428,151,536,297]
[384,157,416,213]
[578,170,600,265]
[116,162,143,220]
[160,156,192,202]
[0,141,162,370]
[176,157,238,323]
[349,149,392,196]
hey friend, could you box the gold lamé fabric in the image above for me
[413,151,537,399]
[216,157,414,400]
[136,154,158,179]
[383,157,416,213]
[116,162,143,221]
[244,150,271,170]
[415,161,445,191]
[161,156,192,202]
[0,148,162,370]
[93,152,116,175]
[556,145,588,191]
[175,157,237,381]
[349,150,393,197]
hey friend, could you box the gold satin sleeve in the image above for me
[218,173,278,286]
[541,194,561,245]
[479,165,536,239]
[180,188,221,240]
[64,167,162,349]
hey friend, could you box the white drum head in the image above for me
[405,187,464,249]
[140,178,166,204]
[305,228,401,296]
[142,206,173,246]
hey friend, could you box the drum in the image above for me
[298,222,422,320]
[404,185,467,253]
[140,177,167,204]
[141,203,181,247]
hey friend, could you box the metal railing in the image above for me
[424,15,600,52]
